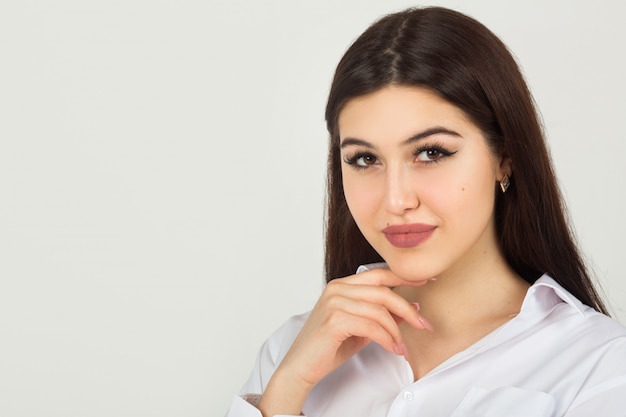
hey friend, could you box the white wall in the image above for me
[1,1,624,416]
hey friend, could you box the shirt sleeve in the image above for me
[224,314,309,417]
[225,394,304,417]
[224,394,263,417]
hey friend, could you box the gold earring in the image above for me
[500,175,511,193]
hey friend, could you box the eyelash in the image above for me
[343,143,456,170]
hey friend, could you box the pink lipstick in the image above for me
[382,223,436,248]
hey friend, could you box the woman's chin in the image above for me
[387,262,439,284]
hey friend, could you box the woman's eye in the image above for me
[355,154,377,167]
[417,149,441,161]
[344,152,378,168]
[414,147,453,163]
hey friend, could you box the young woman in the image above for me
[226,7,626,416]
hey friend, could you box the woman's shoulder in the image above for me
[582,306,626,337]
[529,274,626,336]
[524,275,626,377]
[575,308,626,359]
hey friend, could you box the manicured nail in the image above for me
[418,315,434,332]
[429,278,438,281]
[412,302,420,312]
[393,343,403,356]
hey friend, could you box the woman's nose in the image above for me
[383,164,419,215]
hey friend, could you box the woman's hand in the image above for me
[257,268,432,416]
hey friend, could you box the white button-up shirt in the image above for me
[226,274,626,416]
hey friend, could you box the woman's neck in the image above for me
[392,247,530,379]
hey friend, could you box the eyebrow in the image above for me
[339,127,462,149]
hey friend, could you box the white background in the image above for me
[1,1,624,416]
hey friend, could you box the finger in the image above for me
[330,310,402,357]
[323,294,404,346]
[325,281,430,331]
[391,312,404,325]
[338,267,431,288]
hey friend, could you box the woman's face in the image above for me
[338,86,509,281]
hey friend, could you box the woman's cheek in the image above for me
[344,169,380,200]
[345,182,381,220]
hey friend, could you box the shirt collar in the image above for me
[521,274,587,317]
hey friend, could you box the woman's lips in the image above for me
[382,223,436,248]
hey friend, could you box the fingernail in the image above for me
[429,278,438,281]
[400,343,409,361]
[393,343,403,356]
[412,302,420,312]
[418,315,434,332]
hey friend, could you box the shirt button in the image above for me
[403,391,414,401]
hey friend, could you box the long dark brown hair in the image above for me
[323,7,608,314]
